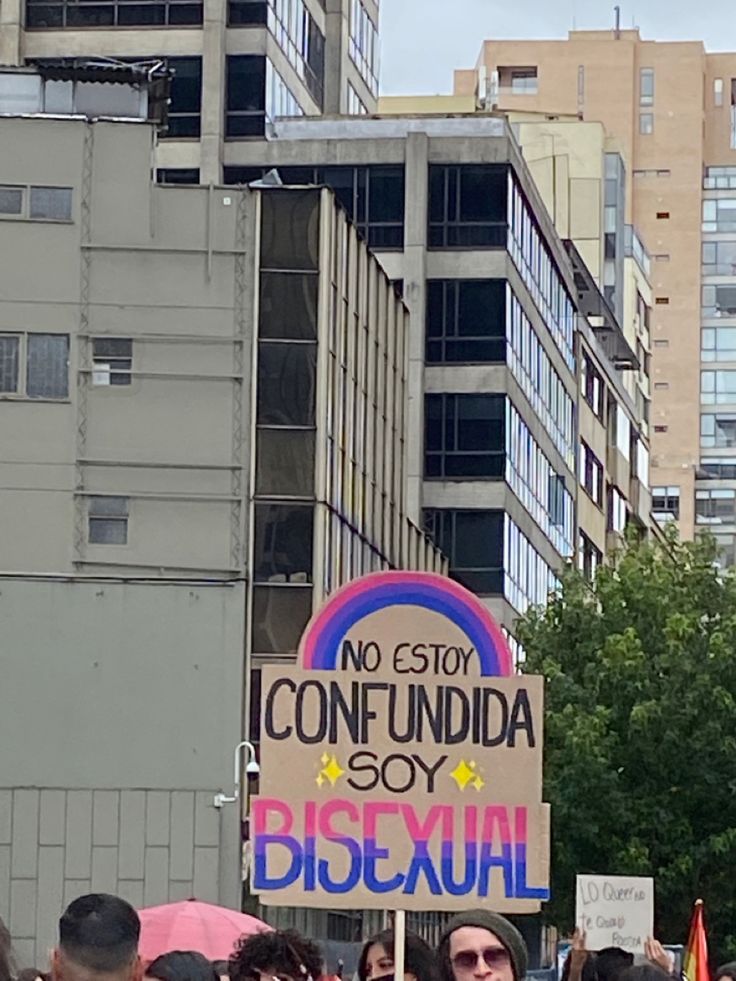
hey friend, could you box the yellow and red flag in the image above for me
[683,900,709,981]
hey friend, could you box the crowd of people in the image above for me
[1,893,736,981]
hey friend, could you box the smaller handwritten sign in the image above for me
[576,875,654,954]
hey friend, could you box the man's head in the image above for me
[53,894,141,981]
[437,911,527,981]
[595,949,634,981]
[228,930,322,981]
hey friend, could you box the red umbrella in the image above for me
[138,899,272,963]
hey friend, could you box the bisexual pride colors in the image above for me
[251,571,551,913]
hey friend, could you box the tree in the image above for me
[518,530,736,961]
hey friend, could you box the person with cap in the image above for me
[437,910,527,981]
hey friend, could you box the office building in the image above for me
[221,114,650,643]
[377,101,655,566]
[453,28,736,554]
[0,65,442,960]
[0,0,379,183]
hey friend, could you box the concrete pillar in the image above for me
[403,131,429,522]
[322,0,347,115]
[200,0,226,183]
[0,0,23,67]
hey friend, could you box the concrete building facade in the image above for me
[218,114,650,642]
[0,77,443,957]
[0,0,379,183]
[373,105,655,569]
[454,28,736,553]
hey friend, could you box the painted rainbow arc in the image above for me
[299,571,513,677]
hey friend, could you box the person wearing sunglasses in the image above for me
[437,911,528,981]
[357,929,440,981]
[228,929,323,981]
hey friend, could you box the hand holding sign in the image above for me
[645,939,674,974]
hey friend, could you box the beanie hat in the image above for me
[437,910,528,981]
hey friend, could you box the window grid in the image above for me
[349,0,379,96]
[504,515,559,615]
[507,172,575,369]
[26,0,201,26]
[579,441,604,506]
[507,285,575,469]
[88,496,129,545]
[424,393,505,479]
[506,401,574,557]
[652,486,680,520]
[0,184,72,221]
[0,332,69,399]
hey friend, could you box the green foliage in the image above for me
[518,528,736,960]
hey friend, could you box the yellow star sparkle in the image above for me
[316,753,345,788]
[451,759,481,791]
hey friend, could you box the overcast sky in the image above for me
[380,0,736,96]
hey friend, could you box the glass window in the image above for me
[259,272,318,340]
[26,0,201,27]
[639,113,654,135]
[700,371,736,405]
[640,68,654,106]
[165,57,202,138]
[26,333,68,399]
[426,279,506,363]
[580,441,604,506]
[696,489,736,525]
[702,240,736,275]
[505,285,575,467]
[510,68,538,95]
[251,584,312,654]
[0,186,23,216]
[424,393,505,479]
[701,412,736,447]
[715,78,724,107]
[228,0,266,24]
[156,168,200,184]
[702,198,736,233]
[581,353,604,418]
[256,429,315,497]
[703,284,736,317]
[92,338,132,386]
[702,326,736,362]
[319,165,404,249]
[349,0,379,96]
[579,531,602,581]
[260,189,320,270]
[257,342,316,427]
[27,186,72,220]
[423,509,504,595]
[428,164,508,248]
[225,55,265,137]
[88,496,128,544]
[0,336,20,393]
[254,502,314,582]
[652,486,680,520]
[506,400,573,557]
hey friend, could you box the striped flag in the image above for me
[683,900,709,981]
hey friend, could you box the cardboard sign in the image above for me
[252,571,551,912]
[576,875,654,953]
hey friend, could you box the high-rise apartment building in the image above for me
[0,0,379,183]
[222,114,651,647]
[454,29,736,555]
[0,65,442,959]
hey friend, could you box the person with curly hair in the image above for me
[228,931,323,981]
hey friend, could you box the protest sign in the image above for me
[252,570,551,913]
[576,874,654,953]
